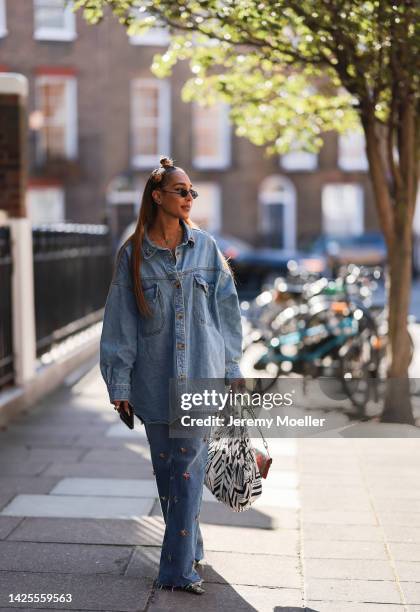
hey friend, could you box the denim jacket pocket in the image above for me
[140,283,164,336]
[193,273,215,325]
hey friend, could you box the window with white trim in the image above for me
[27,186,65,224]
[322,183,364,236]
[0,0,7,38]
[35,74,78,161]
[259,175,296,250]
[280,149,318,171]
[192,102,231,169]
[129,7,169,46]
[34,0,76,41]
[338,130,368,171]
[189,182,221,232]
[130,78,170,168]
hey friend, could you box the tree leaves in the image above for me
[75,0,419,157]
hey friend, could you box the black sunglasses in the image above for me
[162,188,199,199]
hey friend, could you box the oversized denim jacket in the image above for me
[99,219,244,424]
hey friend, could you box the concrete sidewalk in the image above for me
[0,363,419,611]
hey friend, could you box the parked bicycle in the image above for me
[240,264,413,415]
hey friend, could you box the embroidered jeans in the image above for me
[144,421,209,587]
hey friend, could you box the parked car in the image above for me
[308,232,387,270]
[210,232,254,259]
[220,246,326,299]
[210,233,326,298]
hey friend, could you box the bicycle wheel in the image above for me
[339,328,381,412]
[241,340,281,392]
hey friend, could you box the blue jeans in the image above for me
[144,422,209,587]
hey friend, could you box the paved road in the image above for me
[0,362,420,610]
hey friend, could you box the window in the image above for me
[280,149,318,171]
[259,175,296,249]
[130,78,170,168]
[192,102,231,169]
[27,186,65,224]
[129,8,169,46]
[189,182,221,232]
[0,0,7,38]
[322,184,364,236]
[338,130,368,171]
[34,0,76,41]
[35,74,78,161]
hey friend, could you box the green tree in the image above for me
[76,0,420,422]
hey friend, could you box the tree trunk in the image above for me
[381,95,418,424]
[362,103,417,424]
[381,229,415,423]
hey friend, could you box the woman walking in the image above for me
[99,157,244,594]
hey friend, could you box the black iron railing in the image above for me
[0,226,13,390]
[33,224,113,357]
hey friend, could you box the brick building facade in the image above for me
[0,85,27,218]
[0,0,378,249]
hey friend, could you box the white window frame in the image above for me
[35,74,78,161]
[322,183,364,236]
[338,130,369,171]
[258,175,296,250]
[34,0,77,42]
[0,0,7,38]
[130,78,171,169]
[129,8,169,46]
[192,102,231,170]
[280,149,318,171]
[189,182,222,233]
[27,186,65,224]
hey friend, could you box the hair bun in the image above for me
[159,156,174,169]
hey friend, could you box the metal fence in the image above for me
[33,224,113,357]
[0,226,14,389]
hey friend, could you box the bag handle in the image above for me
[240,403,271,459]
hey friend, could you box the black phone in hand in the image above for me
[119,404,134,429]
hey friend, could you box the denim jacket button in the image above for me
[176,313,183,320]
[174,281,181,288]
[177,343,185,349]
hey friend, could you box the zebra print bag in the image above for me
[204,419,262,512]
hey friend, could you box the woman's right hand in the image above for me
[112,400,132,415]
